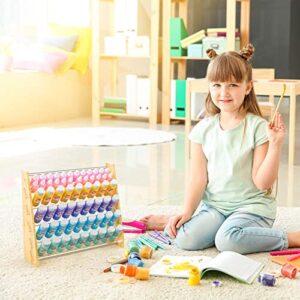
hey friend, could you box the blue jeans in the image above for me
[174,203,288,254]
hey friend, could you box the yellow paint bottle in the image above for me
[32,187,45,207]
[188,267,201,286]
[51,185,65,204]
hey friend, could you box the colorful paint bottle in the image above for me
[73,216,87,233]
[48,236,61,254]
[101,180,110,192]
[89,229,99,245]
[82,231,91,247]
[281,263,297,279]
[82,215,96,231]
[110,194,119,207]
[61,184,74,202]
[62,201,76,219]
[36,221,49,240]
[107,226,116,239]
[88,181,101,198]
[80,198,94,215]
[97,227,107,243]
[89,197,102,214]
[92,168,100,176]
[69,233,80,250]
[34,205,48,223]
[60,177,67,187]
[258,273,276,286]
[53,202,67,220]
[32,187,45,207]
[108,209,121,226]
[64,217,78,235]
[80,182,92,199]
[51,185,65,204]
[53,178,64,188]
[71,200,85,217]
[57,235,71,252]
[55,219,69,236]
[43,203,57,222]
[37,238,51,256]
[101,211,113,227]
[45,220,59,238]
[98,196,110,212]
[30,180,39,193]
[91,212,104,229]
[70,183,83,200]
[89,174,95,184]
[114,224,122,237]
[75,233,86,249]
[41,186,55,205]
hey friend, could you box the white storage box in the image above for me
[202,37,240,56]
[127,36,150,56]
[104,36,127,56]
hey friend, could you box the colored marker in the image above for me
[287,253,300,261]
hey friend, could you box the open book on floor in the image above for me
[149,251,264,284]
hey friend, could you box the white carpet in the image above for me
[1,201,300,300]
[0,127,176,158]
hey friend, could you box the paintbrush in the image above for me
[270,83,286,125]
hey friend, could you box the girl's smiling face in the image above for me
[208,79,252,114]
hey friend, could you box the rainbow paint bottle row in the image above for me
[38,225,122,256]
[35,209,121,240]
[30,168,114,192]
[33,195,119,224]
[31,177,118,207]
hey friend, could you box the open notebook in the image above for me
[150,251,264,284]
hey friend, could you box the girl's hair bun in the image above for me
[206,48,218,60]
[239,43,255,61]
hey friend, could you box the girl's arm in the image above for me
[183,142,208,216]
[252,113,286,190]
[167,142,208,237]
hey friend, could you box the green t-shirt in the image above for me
[189,113,276,219]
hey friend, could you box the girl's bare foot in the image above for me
[287,231,300,248]
[139,214,171,231]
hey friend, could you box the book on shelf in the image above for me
[150,251,264,284]
[207,31,241,37]
[180,29,206,49]
[206,27,238,33]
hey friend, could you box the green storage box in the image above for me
[175,80,186,117]
[170,18,188,57]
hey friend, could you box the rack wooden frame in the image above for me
[23,164,124,267]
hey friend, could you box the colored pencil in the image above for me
[287,253,300,261]
[270,249,300,256]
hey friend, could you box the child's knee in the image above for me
[175,227,211,251]
[215,228,244,253]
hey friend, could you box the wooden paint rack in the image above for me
[22,164,124,266]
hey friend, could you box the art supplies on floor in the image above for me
[271,254,300,269]
[150,251,264,284]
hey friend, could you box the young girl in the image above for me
[141,44,300,254]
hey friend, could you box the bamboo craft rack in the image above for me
[23,164,124,266]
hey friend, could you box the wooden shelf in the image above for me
[91,0,161,125]
[99,54,150,59]
[171,56,209,61]
[100,112,149,121]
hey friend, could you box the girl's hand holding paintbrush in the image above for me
[267,84,286,145]
[267,113,286,145]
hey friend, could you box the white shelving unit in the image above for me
[91,0,161,125]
